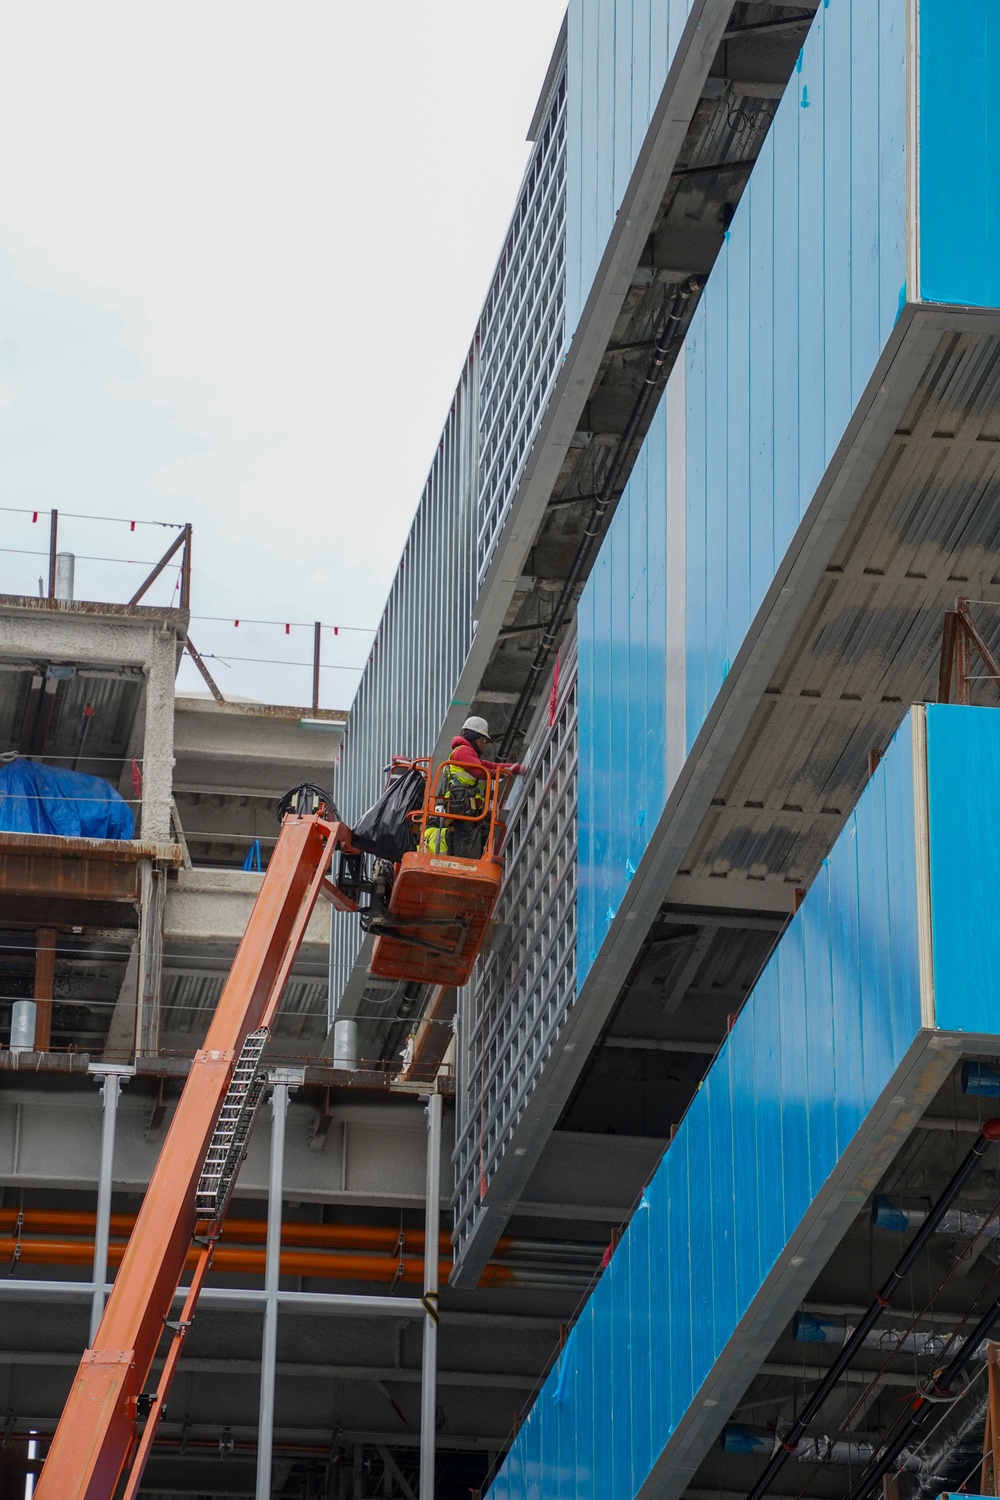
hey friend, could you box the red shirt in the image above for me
[449,735,504,781]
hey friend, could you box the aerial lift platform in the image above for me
[34,766,512,1499]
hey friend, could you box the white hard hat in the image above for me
[462,715,491,739]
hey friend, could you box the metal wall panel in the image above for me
[329,353,480,1009]
[575,0,908,989]
[577,419,668,982]
[477,56,567,587]
[683,0,907,754]
[926,703,1000,1034]
[919,0,1000,306]
[565,0,698,332]
[489,714,924,1500]
[329,53,568,1015]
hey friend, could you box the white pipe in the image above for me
[420,1092,443,1500]
[89,1073,123,1342]
[256,1080,288,1500]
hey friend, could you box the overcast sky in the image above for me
[0,2,566,707]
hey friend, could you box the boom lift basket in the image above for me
[368,756,511,987]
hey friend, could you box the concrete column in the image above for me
[139,626,176,844]
[89,1068,130,1342]
[136,862,166,1056]
[420,1091,443,1500]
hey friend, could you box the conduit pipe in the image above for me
[841,1284,1000,1500]
[873,1196,1000,1242]
[794,1312,953,1360]
[0,1207,453,1255]
[0,1207,602,1263]
[497,278,702,759]
[722,1425,920,1472]
[742,1116,1000,1500]
[0,1236,596,1290]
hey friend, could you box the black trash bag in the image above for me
[351,766,426,862]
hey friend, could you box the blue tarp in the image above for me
[0,758,135,840]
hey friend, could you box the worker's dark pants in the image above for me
[444,778,486,859]
[450,820,485,859]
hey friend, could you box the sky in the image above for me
[0,2,566,708]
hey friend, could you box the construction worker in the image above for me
[425,717,525,858]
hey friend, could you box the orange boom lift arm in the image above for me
[36,789,360,1500]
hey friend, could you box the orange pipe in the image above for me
[0,1207,458,1255]
[0,1235,516,1286]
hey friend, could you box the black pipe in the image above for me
[842,1285,1000,1500]
[743,1118,1000,1500]
[496,278,702,760]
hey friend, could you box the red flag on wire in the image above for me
[548,648,561,727]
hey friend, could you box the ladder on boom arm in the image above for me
[34,787,360,1500]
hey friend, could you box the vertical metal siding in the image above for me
[329,55,568,1016]
[576,411,669,980]
[329,355,480,1009]
[489,714,923,1500]
[919,0,1000,306]
[565,0,699,332]
[477,60,568,586]
[926,704,1000,1033]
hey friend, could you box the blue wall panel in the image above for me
[577,0,909,985]
[493,717,924,1500]
[577,406,668,974]
[682,0,907,758]
[566,0,698,331]
[926,704,1000,1034]
[919,0,1000,306]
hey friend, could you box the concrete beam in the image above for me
[164,868,330,950]
[0,1086,454,1209]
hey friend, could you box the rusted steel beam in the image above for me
[0,834,179,903]
[33,926,57,1051]
[127,528,188,607]
[178,523,192,612]
[0,850,141,902]
[937,608,961,702]
[47,510,58,599]
[182,634,225,703]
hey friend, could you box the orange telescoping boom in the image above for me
[36,761,515,1498]
[35,790,359,1500]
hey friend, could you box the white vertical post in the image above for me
[257,1071,300,1500]
[419,1091,443,1499]
[89,1068,127,1342]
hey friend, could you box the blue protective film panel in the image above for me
[926,705,1000,1033]
[676,0,906,764]
[492,714,924,1500]
[919,0,1000,308]
[576,385,669,986]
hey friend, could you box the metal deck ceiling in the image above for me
[689,1060,1000,1500]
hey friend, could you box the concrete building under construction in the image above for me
[10,2,1000,1498]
